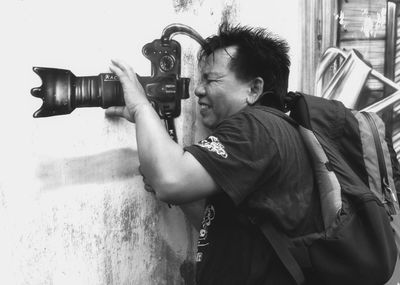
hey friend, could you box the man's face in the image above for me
[194,46,251,130]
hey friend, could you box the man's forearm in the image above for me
[134,104,186,196]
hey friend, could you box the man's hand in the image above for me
[105,59,151,122]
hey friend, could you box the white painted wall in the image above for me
[0,0,301,284]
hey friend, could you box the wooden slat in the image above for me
[339,0,387,40]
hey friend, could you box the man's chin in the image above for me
[202,121,217,130]
[199,117,213,130]
[198,112,220,129]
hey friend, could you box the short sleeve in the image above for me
[184,111,280,205]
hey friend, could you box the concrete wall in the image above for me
[0,0,301,284]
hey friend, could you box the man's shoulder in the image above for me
[218,106,285,127]
[211,106,295,145]
[211,107,278,141]
[239,106,295,133]
[247,105,288,120]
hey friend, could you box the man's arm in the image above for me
[105,59,221,205]
[141,169,205,230]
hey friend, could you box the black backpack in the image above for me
[255,92,400,285]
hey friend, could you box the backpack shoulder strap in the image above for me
[253,219,305,285]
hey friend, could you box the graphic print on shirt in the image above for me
[196,204,215,262]
[197,136,228,158]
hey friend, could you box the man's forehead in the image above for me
[199,46,238,69]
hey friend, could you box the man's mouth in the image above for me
[199,102,211,112]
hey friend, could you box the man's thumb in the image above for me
[105,106,125,118]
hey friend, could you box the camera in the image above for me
[31,38,189,120]
[31,24,205,140]
[31,24,205,121]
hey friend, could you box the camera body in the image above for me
[31,38,190,119]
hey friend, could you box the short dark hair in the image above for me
[199,22,290,110]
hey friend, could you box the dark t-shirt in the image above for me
[185,106,323,285]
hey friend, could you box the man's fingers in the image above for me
[126,65,138,82]
[144,183,155,194]
[142,174,149,185]
[105,106,126,117]
[111,59,139,81]
[110,59,127,73]
[142,176,156,194]
[109,63,122,77]
[110,60,142,93]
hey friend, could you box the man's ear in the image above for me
[246,77,264,105]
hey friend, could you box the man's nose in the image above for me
[194,83,205,98]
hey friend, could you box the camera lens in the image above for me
[159,55,175,72]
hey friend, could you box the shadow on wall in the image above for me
[36,148,140,191]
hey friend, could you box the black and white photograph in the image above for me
[0,0,399,284]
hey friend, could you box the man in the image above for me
[106,23,322,285]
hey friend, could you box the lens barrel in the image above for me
[75,74,125,108]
